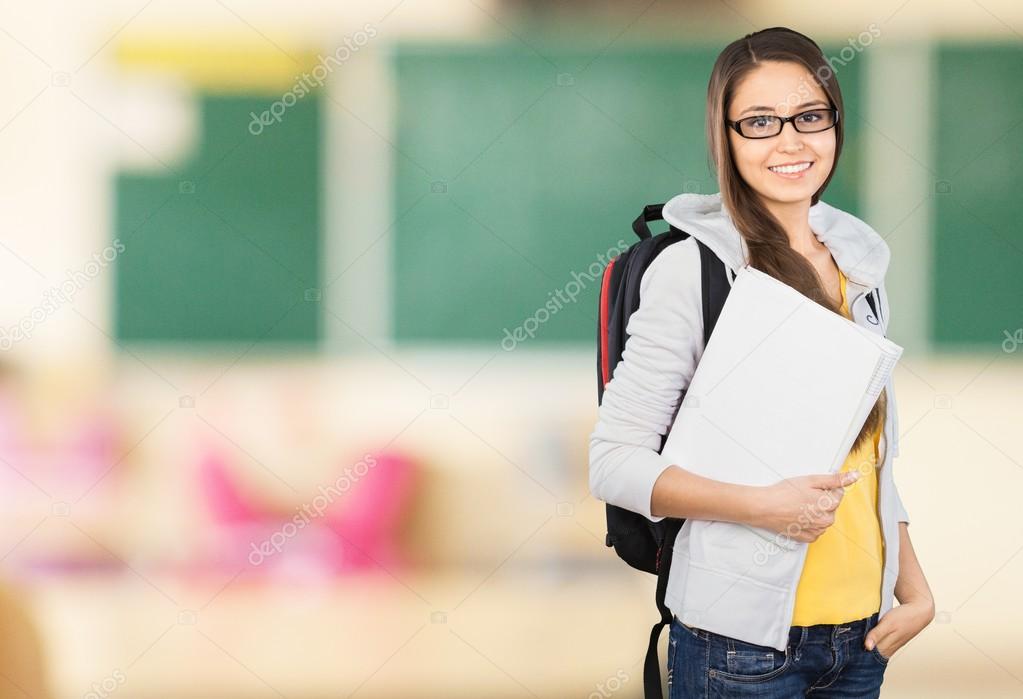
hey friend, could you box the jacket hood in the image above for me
[660,192,890,289]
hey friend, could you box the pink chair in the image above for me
[323,450,417,572]
[196,446,418,577]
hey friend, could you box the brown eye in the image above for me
[794,109,836,131]
[740,115,779,137]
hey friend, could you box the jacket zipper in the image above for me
[848,282,892,606]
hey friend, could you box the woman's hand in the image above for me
[749,471,861,543]
[864,597,935,660]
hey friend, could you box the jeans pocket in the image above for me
[869,646,890,666]
[708,633,791,683]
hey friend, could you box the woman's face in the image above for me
[726,61,836,207]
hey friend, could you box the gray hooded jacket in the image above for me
[588,192,910,651]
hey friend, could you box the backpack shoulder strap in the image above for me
[698,238,732,344]
[643,239,732,699]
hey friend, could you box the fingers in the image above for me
[815,471,862,510]
[840,470,862,485]
[818,488,844,511]
[814,489,838,511]
[792,523,829,542]
[795,501,839,540]
[775,471,862,542]
[795,531,823,543]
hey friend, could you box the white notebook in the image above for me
[661,265,903,490]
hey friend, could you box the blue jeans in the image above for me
[667,611,889,697]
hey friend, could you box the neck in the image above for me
[763,197,822,256]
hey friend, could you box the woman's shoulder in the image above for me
[632,236,705,333]
[640,235,702,292]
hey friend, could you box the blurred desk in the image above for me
[27,565,1023,699]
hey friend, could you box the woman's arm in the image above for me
[650,465,761,524]
[651,463,861,541]
[589,239,706,522]
[590,237,859,538]
[895,523,935,606]
[864,522,935,657]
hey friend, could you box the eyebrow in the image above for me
[737,100,829,116]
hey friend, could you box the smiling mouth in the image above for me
[768,161,813,177]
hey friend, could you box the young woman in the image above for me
[589,27,934,697]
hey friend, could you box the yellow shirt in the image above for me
[790,268,884,626]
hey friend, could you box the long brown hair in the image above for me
[706,27,885,454]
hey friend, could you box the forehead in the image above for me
[730,61,829,115]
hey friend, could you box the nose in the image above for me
[777,120,804,151]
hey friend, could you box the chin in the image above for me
[760,181,820,204]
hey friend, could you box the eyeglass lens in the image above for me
[737,109,836,138]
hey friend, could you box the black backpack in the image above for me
[596,202,887,698]
[595,202,733,699]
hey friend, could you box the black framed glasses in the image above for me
[726,108,840,139]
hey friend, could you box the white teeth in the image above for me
[769,162,812,174]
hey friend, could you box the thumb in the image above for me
[864,627,883,651]
[813,471,860,490]
[864,617,890,651]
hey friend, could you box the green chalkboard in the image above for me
[933,44,1023,348]
[392,43,862,343]
[115,94,321,343]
